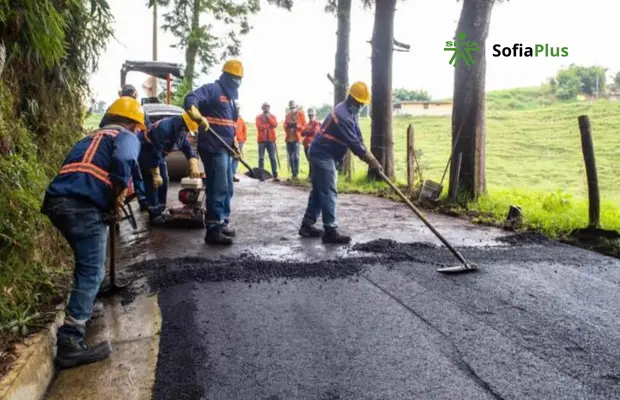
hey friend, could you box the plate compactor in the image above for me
[162,177,206,228]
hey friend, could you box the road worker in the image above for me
[101,84,150,211]
[301,107,321,179]
[255,102,279,182]
[183,59,243,245]
[138,112,201,225]
[233,101,247,182]
[40,97,144,369]
[283,100,306,180]
[298,81,382,244]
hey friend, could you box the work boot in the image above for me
[55,336,112,370]
[273,175,280,182]
[233,175,240,182]
[222,225,236,237]
[322,227,351,244]
[299,223,324,238]
[91,300,104,320]
[149,215,166,227]
[204,229,233,245]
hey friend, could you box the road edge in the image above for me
[0,308,64,400]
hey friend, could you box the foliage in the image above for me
[312,103,332,119]
[0,0,113,358]
[153,0,260,88]
[614,71,620,87]
[550,64,607,100]
[393,88,431,102]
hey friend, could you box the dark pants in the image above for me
[286,141,300,177]
[42,196,108,341]
[141,159,168,220]
[304,146,311,178]
[302,147,338,229]
[232,142,245,175]
[199,148,233,231]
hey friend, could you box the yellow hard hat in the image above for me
[222,59,243,78]
[348,81,371,104]
[105,96,147,131]
[181,112,199,135]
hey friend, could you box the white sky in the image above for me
[90,0,617,120]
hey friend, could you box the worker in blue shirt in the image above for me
[138,112,201,225]
[41,97,144,369]
[298,81,382,244]
[184,59,243,245]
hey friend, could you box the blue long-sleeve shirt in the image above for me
[184,74,238,153]
[138,116,196,170]
[45,127,140,211]
[310,102,368,161]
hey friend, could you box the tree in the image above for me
[553,68,582,100]
[393,88,431,102]
[550,65,607,100]
[314,103,332,119]
[614,71,620,87]
[150,0,260,91]
[448,0,497,202]
[368,0,409,180]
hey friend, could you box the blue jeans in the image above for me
[199,148,232,231]
[42,196,108,340]
[232,142,245,175]
[286,141,300,177]
[302,147,338,229]
[141,159,169,219]
[258,142,278,177]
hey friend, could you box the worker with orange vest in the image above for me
[283,100,307,180]
[298,82,382,244]
[40,97,144,369]
[301,107,321,179]
[233,101,247,182]
[183,60,243,245]
[255,102,279,182]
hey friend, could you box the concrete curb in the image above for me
[0,309,64,400]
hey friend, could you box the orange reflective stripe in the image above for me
[59,162,112,186]
[83,129,120,164]
[206,117,235,127]
[321,132,347,146]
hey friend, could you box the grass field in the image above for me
[85,88,620,237]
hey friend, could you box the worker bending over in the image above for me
[255,102,279,182]
[298,82,382,244]
[283,100,306,180]
[233,101,247,182]
[184,60,243,245]
[301,107,321,179]
[41,97,144,369]
[138,112,201,225]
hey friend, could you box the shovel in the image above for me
[376,170,479,274]
[98,216,127,296]
[207,126,258,179]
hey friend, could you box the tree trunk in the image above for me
[448,0,495,202]
[369,0,396,180]
[334,0,352,176]
[184,0,201,90]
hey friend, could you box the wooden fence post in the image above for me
[577,115,600,229]
[406,124,415,195]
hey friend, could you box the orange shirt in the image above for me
[255,114,278,142]
[235,117,247,143]
[283,110,307,142]
[302,120,322,148]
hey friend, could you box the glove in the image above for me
[188,105,209,130]
[115,188,128,220]
[362,151,383,172]
[188,157,201,179]
[231,137,241,160]
[151,167,163,189]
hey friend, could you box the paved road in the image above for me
[117,177,620,400]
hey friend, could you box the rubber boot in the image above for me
[205,227,233,245]
[55,336,112,370]
[299,223,324,238]
[322,227,351,244]
[222,225,236,237]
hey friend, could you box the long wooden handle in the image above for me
[207,127,255,176]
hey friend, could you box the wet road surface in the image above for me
[116,177,620,400]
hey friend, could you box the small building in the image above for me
[393,100,453,117]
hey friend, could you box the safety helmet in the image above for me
[222,59,243,78]
[105,96,147,131]
[348,81,371,104]
[181,112,199,136]
[307,107,315,116]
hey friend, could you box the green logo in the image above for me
[445,32,480,67]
